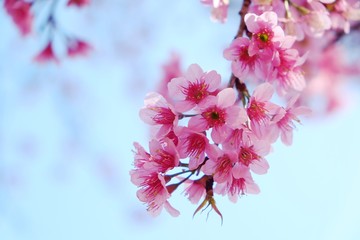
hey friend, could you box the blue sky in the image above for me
[1,1,360,240]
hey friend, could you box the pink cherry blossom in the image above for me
[223,37,267,80]
[4,0,33,36]
[183,176,207,204]
[203,145,239,183]
[215,165,260,203]
[139,92,178,137]
[301,1,332,37]
[157,53,183,103]
[67,39,92,57]
[329,0,360,33]
[269,46,306,95]
[34,42,59,63]
[245,11,285,59]
[188,88,248,143]
[176,127,211,170]
[237,135,271,174]
[201,0,229,23]
[148,138,180,173]
[168,64,221,112]
[246,82,280,139]
[272,95,311,145]
[135,172,180,217]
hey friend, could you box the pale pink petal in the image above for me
[164,201,180,217]
[292,106,312,116]
[139,108,156,125]
[281,129,293,146]
[244,13,258,32]
[185,64,204,82]
[261,11,278,26]
[253,82,274,101]
[205,70,221,91]
[188,115,208,132]
[168,77,187,99]
[253,140,271,156]
[288,70,306,92]
[211,126,230,144]
[246,181,260,194]
[250,158,269,175]
[175,101,195,113]
[232,163,243,179]
[217,88,236,108]
[226,106,248,128]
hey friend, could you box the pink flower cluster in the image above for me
[130,63,310,218]
[202,0,360,114]
[132,0,360,219]
[224,11,306,96]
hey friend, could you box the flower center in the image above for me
[185,133,206,158]
[247,100,267,123]
[239,147,258,166]
[184,80,209,104]
[152,107,176,124]
[259,33,269,42]
[202,106,226,128]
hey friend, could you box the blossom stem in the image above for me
[166,169,193,179]
[288,0,310,15]
[228,0,252,106]
[234,0,252,39]
[228,75,250,106]
[178,113,198,119]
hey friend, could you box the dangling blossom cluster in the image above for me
[131,0,360,220]
[130,63,310,219]
[202,0,360,114]
[3,0,91,62]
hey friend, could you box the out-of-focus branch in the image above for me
[324,22,360,51]
[234,0,251,39]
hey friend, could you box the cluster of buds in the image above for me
[3,0,91,62]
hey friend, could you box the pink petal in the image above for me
[253,82,274,101]
[292,106,312,116]
[188,115,208,132]
[185,64,204,82]
[168,77,187,99]
[281,129,293,146]
[250,158,269,175]
[205,70,221,91]
[226,106,248,128]
[261,11,278,26]
[175,101,195,113]
[217,88,236,108]
[164,201,180,217]
[244,13,258,33]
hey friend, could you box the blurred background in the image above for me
[1,1,360,240]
